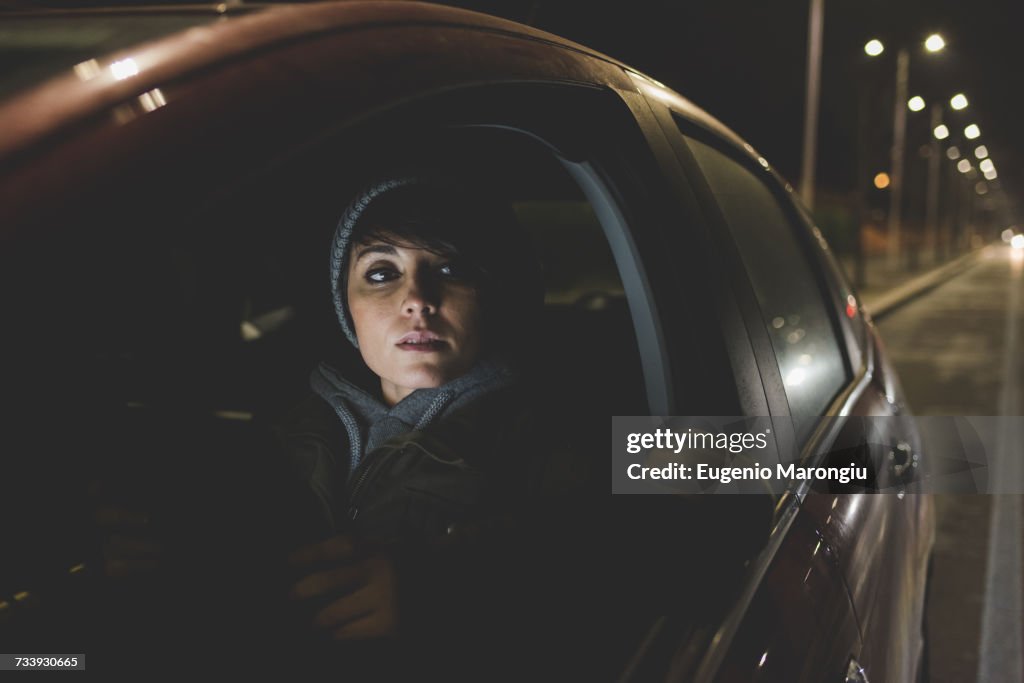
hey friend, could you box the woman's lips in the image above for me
[396,331,448,352]
[397,340,448,352]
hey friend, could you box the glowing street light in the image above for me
[957,159,972,173]
[950,93,969,110]
[984,168,998,180]
[975,145,989,159]
[979,158,995,174]
[908,96,926,112]
[865,39,885,57]
[884,32,948,267]
[946,146,961,160]
[874,172,891,189]
[925,34,946,52]
[933,124,950,140]
[964,124,981,139]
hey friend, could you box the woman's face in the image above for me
[347,236,482,406]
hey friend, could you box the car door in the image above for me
[617,78,870,681]
[635,76,930,682]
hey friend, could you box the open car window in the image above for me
[0,101,657,668]
[0,79,777,679]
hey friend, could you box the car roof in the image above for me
[0,4,261,102]
[0,1,763,176]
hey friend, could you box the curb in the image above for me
[862,246,990,320]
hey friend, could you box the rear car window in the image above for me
[684,135,847,418]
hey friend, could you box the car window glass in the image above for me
[683,134,847,418]
[793,201,868,370]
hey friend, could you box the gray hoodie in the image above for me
[309,359,517,476]
[288,359,516,533]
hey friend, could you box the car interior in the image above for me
[0,94,775,676]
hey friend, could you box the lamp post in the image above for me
[799,0,825,210]
[877,33,946,268]
[942,144,959,259]
[919,102,943,268]
[852,38,889,290]
[887,46,910,267]
[925,94,972,264]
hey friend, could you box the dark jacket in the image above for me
[275,361,596,679]
[276,360,549,544]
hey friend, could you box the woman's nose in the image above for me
[402,274,439,316]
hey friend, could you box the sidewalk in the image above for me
[837,247,988,319]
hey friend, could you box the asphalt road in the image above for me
[877,245,1024,683]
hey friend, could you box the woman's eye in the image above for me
[365,267,399,283]
[438,262,467,279]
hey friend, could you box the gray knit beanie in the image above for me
[330,177,422,348]
[330,174,543,353]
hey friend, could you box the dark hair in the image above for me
[332,177,542,358]
[348,184,492,284]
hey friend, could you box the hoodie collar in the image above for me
[310,360,516,473]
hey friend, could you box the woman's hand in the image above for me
[288,535,399,640]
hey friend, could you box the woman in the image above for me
[278,175,549,648]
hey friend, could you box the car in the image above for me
[0,2,933,681]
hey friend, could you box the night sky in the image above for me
[445,0,1023,225]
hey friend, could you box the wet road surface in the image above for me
[877,245,1023,683]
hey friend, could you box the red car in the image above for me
[0,3,933,681]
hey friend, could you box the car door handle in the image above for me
[889,440,919,482]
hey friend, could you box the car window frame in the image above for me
[639,96,886,478]
[651,104,858,407]
[608,85,772,419]
[635,98,797,455]
[682,130,853,409]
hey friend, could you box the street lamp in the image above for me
[908,96,926,112]
[975,145,989,159]
[925,34,946,52]
[864,39,885,57]
[883,33,945,267]
[933,124,950,139]
[950,93,969,110]
[964,124,981,139]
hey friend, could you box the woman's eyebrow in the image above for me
[354,244,398,262]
